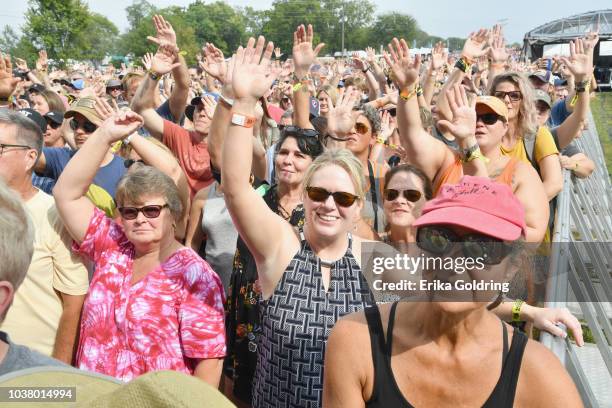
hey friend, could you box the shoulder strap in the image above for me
[522,130,539,172]
[364,305,386,401]
[367,161,379,232]
[386,302,399,355]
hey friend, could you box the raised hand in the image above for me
[430,41,447,71]
[378,110,394,142]
[560,39,592,82]
[582,26,599,52]
[292,24,325,77]
[352,53,368,71]
[232,36,279,104]
[14,57,28,72]
[488,24,508,65]
[141,52,153,71]
[96,106,144,143]
[365,46,376,63]
[0,53,21,98]
[201,94,217,119]
[274,47,282,59]
[151,43,181,76]
[326,86,360,136]
[147,14,177,48]
[436,84,476,141]
[36,50,48,72]
[93,96,117,122]
[200,43,227,83]
[383,38,421,91]
[462,29,490,63]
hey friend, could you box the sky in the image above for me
[1,0,610,44]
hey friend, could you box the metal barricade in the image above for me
[541,112,612,408]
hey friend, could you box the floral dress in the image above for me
[73,208,226,382]
[225,185,305,403]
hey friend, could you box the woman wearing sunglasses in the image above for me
[53,107,226,385]
[385,38,549,243]
[490,72,562,201]
[222,37,374,408]
[324,177,582,407]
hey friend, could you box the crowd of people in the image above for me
[0,13,600,407]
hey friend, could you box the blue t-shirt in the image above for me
[550,99,571,127]
[32,147,72,194]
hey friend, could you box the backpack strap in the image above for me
[522,129,539,173]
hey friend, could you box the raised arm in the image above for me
[384,38,453,183]
[486,24,508,88]
[423,42,446,106]
[222,37,295,275]
[292,24,325,130]
[53,105,144,243]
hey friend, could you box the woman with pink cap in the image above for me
[324,176,583,407]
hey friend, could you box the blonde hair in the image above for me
[302,149,365,200]
[490,72,538,138]
[0,179,34,293]
[115,166,183,222]
[317,85,338,106]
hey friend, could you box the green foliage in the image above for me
[369,12,420,49]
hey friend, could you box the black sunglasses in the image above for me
[124,159,145,169]
[384,188,422,202]
[107,86,122,92]
[417,226,513,265]
[306,186,359,207]
[493,91,521,102]
[46,121,62,130]
[476,113,503,125]
[281,126,319,138]
[70,118,97,133]
[117,204,169,220]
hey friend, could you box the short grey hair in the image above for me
[357,103,381,134]
[115,166,183,223]
[0,110,44,158]
[0,178,34,293]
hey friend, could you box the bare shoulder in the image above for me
[515,338,583,407]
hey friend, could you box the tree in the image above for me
[369,12,420,49]
[126,0,157,28]
[80,13,119,63]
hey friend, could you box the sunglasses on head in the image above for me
[70,118,97,133]
[281,126,319,138]
[417,226,514,265]
[124,159,145,168]
[493,91,522,102]
[117,204,168,220]
[384,188,422,202]
[476,113,504,125]
[306,186,359,207]
[354,122,369,135]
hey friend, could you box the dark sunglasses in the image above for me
[46,121,62,130]
[476,113,504,125]
[124,159,145,168]
[493,91,521,102]
[417,226,513,265]
[384,188,422,202]
[306,186,359,207]
[70,118,97,133]
[107,86,122,92]
[536,103,551,114]
[117,204,169,220]
[282,126,319,138]
[354,122,369,135]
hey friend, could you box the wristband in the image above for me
[293,73,310,83]
[362,65,370,73]
[231,112,257,128]
[462,146,489,163]
[455,57,472,74]
[0,96,10,102]
[416,85,424,97]
[147,70,161,81]
[399,85,417,101]
[122,134,133,146]
[375,137,386,145]
[512,299,524,323]
[292,83,303,92]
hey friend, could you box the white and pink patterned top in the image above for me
[73,208,226,382]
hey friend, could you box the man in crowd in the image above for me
[0,110,88,364]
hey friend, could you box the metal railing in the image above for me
[541,112,612,408]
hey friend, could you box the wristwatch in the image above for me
[231,113,257,128]
[462,143,480,160]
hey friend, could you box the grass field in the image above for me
[590,92,612,177]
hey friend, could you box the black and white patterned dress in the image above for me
[252,231,375,407]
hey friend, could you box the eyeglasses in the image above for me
[306,186,359,207]
[124,159,145,168]
[384,188,422,202]
[417,226,513,265]
[493,91,521,102]
[476,113,504,125]
[70,118,97,133]
[117,204,169,220]
[354,122,370,135]
[0,143,32,156]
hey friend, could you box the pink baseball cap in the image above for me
[412,176,526,241]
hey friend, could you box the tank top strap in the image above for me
[496,158,518,187]
[386,302,399,355]
[433,153,462,197]
[364,305,387,404]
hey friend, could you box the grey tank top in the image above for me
[201,183,238,295]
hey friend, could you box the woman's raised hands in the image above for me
[232,36,280,104]
[383,38,421,91]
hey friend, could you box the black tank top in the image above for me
[365,303,527,408]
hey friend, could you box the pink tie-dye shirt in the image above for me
[73,208,226,382]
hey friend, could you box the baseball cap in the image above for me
[553,78,568,87]
[475,96,508,122]
[190,92,219,107]
[64,97,103,126]
[413,176,526,241]
[533,89,552,108]
[44,111,64,126]
[18,109,47,133]
[529,70,554,85]
[28,83,46,94]
[106,79,122,89]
